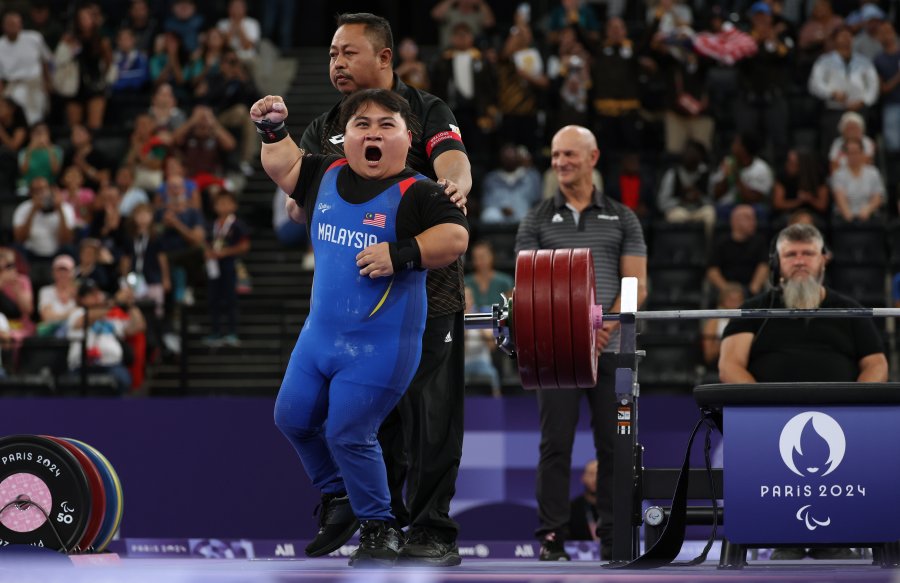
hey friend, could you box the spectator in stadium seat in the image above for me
[496,11,548,154]
[464,239,513,310]
[196,49,260,176]
[734,1,792,168]
[148,82,187,132]
[25,1,63,51]
[58,165,96,233]
[63,124,114,193]
[13,177,75,285]
[546,0,602,44]
[37,254,78,336]
[828,110,875,173]
[185,27,226,95]
[111,27,150,94]
[120,202,169,318]
[0,97,28,195]
[58,4,113,130]
[706,204,770,297]
[604,152,654,223]
[656,140,715,236]
[711,132,774,221]
[66,278,145,394]
[0,9,51,126]
[87,183,129,256]
[798,0,843,67]
[395,38,429,91]
[261,0,296,52]
[874,21,900,188]
[272,187,306,248]
[121,0,158,56]
[546,26,592,137]
[589,18,645,166]
[17,123,62,196]
[217,0,260,63]
[0,246,35,342]
[163,0,204,54]
[808,26,879,157]
[431,0,496,50]
[149,35,191,108]
[481,144,541,224]
[652,33,713,155]
[852,4,885,60]
[429,22,496,167]
[124,114,170,192]
[114,166,150,218]
[772,149,830,228]
[76,238,116,296]
[173,105,237,179]
[830,137,885,223]
[202,191,249,347]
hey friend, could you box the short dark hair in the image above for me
[338,89,414,133]
[336,12,393,52]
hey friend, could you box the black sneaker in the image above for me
[304,493,359,557]
[539,532,571,561]
[349,520,402,568]
[398,528,462,566]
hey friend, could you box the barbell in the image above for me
[464,249,900,391]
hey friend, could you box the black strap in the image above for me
[605,412,717,569]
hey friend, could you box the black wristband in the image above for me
[388,239,422,272]
[254,119,288,144]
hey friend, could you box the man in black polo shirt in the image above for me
[515,125,647,561]
[719,222,887,560]
[289,12,472,567]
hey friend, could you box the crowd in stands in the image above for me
[0,0,260,391]
[2,0,899,393]
[440,0,900,391]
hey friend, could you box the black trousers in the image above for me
[379,311,465,540]
[535,353,617,543]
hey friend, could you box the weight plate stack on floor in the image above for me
[63,438,123,552]
[0,435,91,552]
[42,436,106,553]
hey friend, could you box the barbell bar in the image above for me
[463,249,900,391]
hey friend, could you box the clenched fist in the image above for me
[250,95,289,124]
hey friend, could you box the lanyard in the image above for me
[213,214,236,247]
[133,234,148,274]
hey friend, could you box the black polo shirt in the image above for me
[299,75,468,317]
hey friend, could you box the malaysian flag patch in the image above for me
[362,212,386,228]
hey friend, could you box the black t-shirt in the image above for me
[298,76,469,317]
[709,233,768,288]
[291,153,467,266]
[721,288,884,382]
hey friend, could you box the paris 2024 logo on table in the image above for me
[778,412,845,531]
[724,406,900,544]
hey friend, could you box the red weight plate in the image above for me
[43,436,106,552]
[532,250,557,389]
[550,249,576,388]
[514,250,539,390]
[570,248,599,388]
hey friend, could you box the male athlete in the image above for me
[253,89,468,567]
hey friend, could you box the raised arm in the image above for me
[250,95,304,195]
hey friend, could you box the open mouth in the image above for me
[364,146,382,163]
